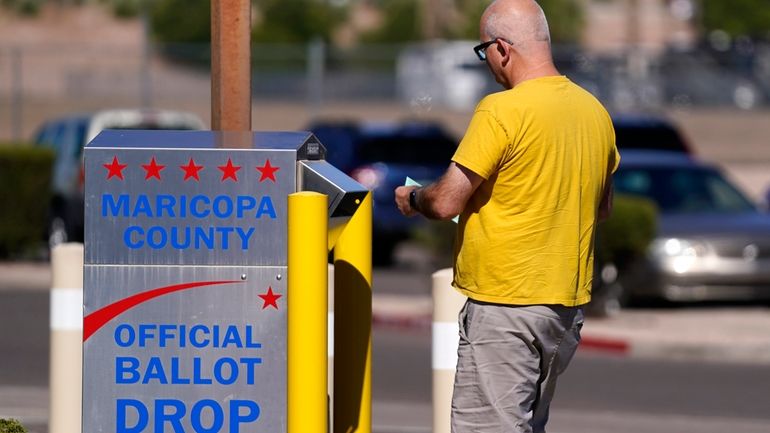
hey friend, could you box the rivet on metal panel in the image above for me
[276,274,283,281]
[241,274,248,281]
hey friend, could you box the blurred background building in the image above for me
[0,1,768,190]
[1,1,767,129]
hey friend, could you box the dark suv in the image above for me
[33,109,205,247]
[308,120,457,264]
[612,113,692,154]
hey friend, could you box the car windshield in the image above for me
[614,125,687,152]
[615,166,756,214]
[357,134,456,165]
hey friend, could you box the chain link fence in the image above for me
[1,41,769,141]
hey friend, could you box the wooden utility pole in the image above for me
[211,0,251,131]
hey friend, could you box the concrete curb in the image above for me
[370,294,633,354]
[371,293,770,365]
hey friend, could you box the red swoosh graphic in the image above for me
[83,280,242,342]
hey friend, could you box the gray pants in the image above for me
[451,299,584,433]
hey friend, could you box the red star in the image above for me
[180,158,204,181]
[256,159,280,183]
[104,156,127,180]
[218,158,241,182]
[141,157,166,180]
[258,287,282,310]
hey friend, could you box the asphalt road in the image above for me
[3,286,770,433]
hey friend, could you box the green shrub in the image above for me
[0,144,54,258]
[597,194,658,267]
[1,0,42,17]
[0,418,27,433]
[410,220,457,268]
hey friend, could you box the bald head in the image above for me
[481,0,551,48]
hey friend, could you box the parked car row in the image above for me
[33,107,770,313]
[308,119,457,265]
[33,109,206,247]
[309,113,695,265]
[607,150,770,308]
[396,41,770,112]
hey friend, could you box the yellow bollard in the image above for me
[288,192,328,433]
[333,192,372,433]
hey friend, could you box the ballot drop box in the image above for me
[82,130,366,433]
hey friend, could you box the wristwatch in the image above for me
[409,189,418,211]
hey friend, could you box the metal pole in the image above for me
[211,0,251,131]
[431,268,467,433]
[11,46,23,142]
[333,193,372,433]
[140,7,153,109]
[49,243,84,433]
[307,38,325,119]
[288,192,328,433]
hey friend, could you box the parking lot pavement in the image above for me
[0,262,51,291]
[371,288,770,365]
[4,260,770,364]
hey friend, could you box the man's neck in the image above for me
[510,60,560,88]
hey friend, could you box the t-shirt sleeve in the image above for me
[451,108,510,180]
[610,144,621,174]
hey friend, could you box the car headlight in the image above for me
[649,238,706,274]
[351,164,386,190]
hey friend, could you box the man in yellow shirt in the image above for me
[395,0,618,431]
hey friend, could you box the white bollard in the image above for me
[432,268,467,433]
[49,243,84,433]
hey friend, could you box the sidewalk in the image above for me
[4,261,770,364]
[371,295,770,365]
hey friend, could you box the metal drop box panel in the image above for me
[81,130,338,433]
[83,265,286,433]
[84,130,324,267]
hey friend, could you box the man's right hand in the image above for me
[395,185,419,217]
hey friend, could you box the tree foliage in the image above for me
[442,0,585,42]
[146,0,347,45]
[362,0,583,44]
[0,0,44,16]
[537,0,584,43]
[701,0,770,39]
[361,0,421,43]
[446,0,490,40]
[150,0,210,44]
[251,0,347,43]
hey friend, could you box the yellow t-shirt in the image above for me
[451,75,619,306]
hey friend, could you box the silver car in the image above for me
[614,150,770,303]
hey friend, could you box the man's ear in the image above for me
[498,40,511,66]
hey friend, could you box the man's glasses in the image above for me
[473,39,509,61]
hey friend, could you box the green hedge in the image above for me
[597,194,658,267]
[0,144,54,258]
[0,418,27,433]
